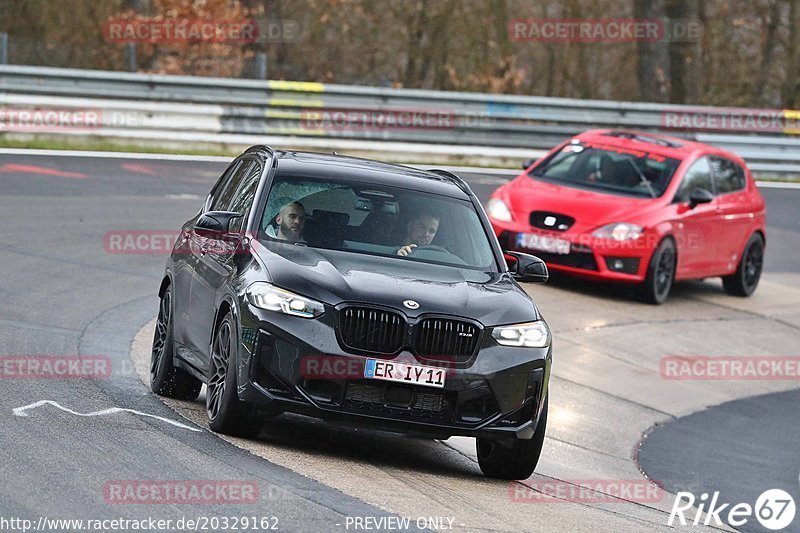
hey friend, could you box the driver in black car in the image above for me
[397,212,440,256]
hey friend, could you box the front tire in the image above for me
[206,313,263,438]
[638,238,676,305]
[477,397,548,480]
[150,286,202,400]
[722,233,764,296]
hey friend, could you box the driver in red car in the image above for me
[397,212,440,256]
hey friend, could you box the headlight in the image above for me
[246,282,324,318]
[486,198,512,222]
[592,222,644,241]
[492,321,550,348]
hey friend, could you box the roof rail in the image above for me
[244,145,279,167]
[426,168,471,194]
[245,145,276,156]
[603,130,682,148]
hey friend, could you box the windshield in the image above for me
[529,141,681,198]
[259,175,498,271]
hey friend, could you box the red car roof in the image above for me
[571,129,718,161]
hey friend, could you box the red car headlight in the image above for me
[592,222,644,241]
[486,198,513,222]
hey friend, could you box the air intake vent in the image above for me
[343,381,449,419]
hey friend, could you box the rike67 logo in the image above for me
[670,489,796,530]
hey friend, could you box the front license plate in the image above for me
[364,359,446,389]
[517,233,571,255]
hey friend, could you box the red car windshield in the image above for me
[529,142,681,198]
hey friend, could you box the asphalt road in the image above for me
[639,388,800,533]
[0,154,386,531]
[1,151,799,532]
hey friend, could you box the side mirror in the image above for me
[688,188,713,209]
[522,158,537,170]
[194,211,243,239]
[506,251,549,283]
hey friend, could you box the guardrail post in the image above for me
[125,43,137,72]
[0,33,8,64]
[255,53,267,80]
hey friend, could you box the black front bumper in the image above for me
[237,304,551,440]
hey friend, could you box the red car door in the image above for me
[670,157,725,278]
[710,156,755,274]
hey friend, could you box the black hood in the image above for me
[251,240,539,326]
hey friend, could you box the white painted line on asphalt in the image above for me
[0,149,520,179]
[0,148,230,162]
[471,177,514,185]
[756,181,800,189]
[411,164,519,176]
[1,148,799,189]
[12,399,202,432]
[165,193,204,200]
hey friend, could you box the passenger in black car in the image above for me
[275,201,306,242]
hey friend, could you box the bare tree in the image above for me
[635,0,670,102]
[122,0,151,13]
[667,0,700,103]
[755,0,785,106]
[1,0,798,108]
[781,0,799,107]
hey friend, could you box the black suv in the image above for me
[151,147,552,479]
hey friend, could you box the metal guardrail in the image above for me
[1,64,799,176]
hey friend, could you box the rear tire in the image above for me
[150,286,202,400]
[206,313,263,438]
[638,238,676,305]
[477,396,548,480]
[722,233,764,296]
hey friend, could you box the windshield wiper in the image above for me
[623,156,657,198]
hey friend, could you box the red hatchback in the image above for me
[487,130,766,304]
